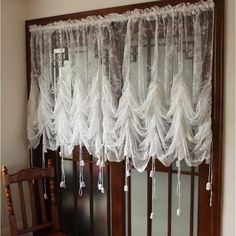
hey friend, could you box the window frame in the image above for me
[25,0,224,236]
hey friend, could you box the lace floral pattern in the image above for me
[27,0,214,172]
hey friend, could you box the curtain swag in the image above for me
[27,0,215,213]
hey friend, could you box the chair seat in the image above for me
[48,232,67,236]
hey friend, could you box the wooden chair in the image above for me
[1,159,66,236]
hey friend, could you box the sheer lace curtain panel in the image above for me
[27,0,215,214]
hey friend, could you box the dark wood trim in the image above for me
[146,37,152,236]
[211,0,224,236]
[107,162,111,236]
[72,157,78,235]
[128,173,131,236]
[197,165,211,236]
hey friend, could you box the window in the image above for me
[26,0,224,236]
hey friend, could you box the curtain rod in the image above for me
[29,0,214,32]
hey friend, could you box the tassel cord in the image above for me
[42,148,48,199]
[79,144,85,196]
[59,146,66,189]
[97,147,105,193]
[124,156,129,192]
[176,160,182,216]
[207,154,213,207]
[150,156,156,219]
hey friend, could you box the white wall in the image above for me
[1,0,28,168]
[222,0,235,235]
[26,0,154,19]
[1,0,235,235]
[1,0,29,234]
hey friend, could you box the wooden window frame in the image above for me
[25,0,224,236]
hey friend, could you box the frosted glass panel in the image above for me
[93,165,108,236]
[61,160,74,235]
[193,176,199,236]
[152,172,168,236]
[171,174,191,236]
[131,170,147,236]
[172,161,192,172]
[77,162,90,235]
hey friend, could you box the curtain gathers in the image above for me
[27,0,214,172]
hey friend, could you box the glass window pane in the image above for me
[61,160,74,235]
[172,161,192,172]
[171,174,191,236]
[193,176,199,236]
[131,170,147,236]
[77,161,90,235]
[152,172,168,236]
[93,164,108,236]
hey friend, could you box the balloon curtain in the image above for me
[27,0,214,213]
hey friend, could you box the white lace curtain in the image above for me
[28,0,214,173]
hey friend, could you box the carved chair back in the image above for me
[1,159,59,236]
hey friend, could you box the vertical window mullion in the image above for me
[147,164,152,236]
[197,164,211,236]
[107,162,111,236]
[189,167,195,236]
[128,171,131,236]
[73,158,78,236]
[89,156,94,236]
[168,167,172,236]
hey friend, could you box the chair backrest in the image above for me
[1,159,59,236]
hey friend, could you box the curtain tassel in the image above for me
[79,144,86,196]
[150,156,156,220]
[124,156,130,192]
[97,147,105,193]
[176,160,182,216]
[42,149,48,199]
[206,153,213,207]
[59,146,66,189]
[97,159,105,193]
